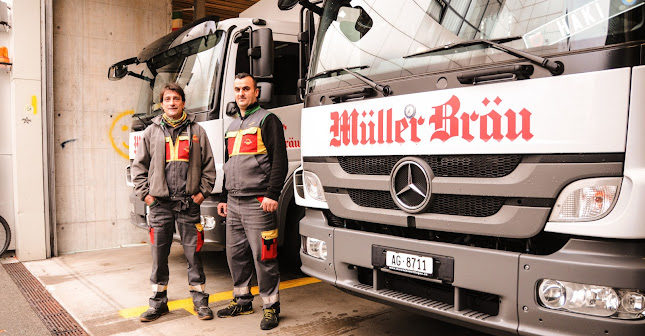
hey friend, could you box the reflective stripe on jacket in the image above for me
[226,127,267,156]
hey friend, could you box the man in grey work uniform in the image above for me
[216,73,288,330]
[132,83,216,321]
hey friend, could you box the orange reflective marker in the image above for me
[0,46,9,63]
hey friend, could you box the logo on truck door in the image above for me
[330,95,533,147]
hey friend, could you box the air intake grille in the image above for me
[348,189,505,217]
[338,155,522,177]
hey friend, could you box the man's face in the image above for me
[234,77,259,111]
[161,90,185,119]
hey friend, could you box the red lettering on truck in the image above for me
[133,135,142,155]
[329,95,533,146]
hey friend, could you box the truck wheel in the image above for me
[0,216,10,255]
[279,200,304,272]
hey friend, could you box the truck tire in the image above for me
[279,200,304,272]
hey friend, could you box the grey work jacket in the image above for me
[131,113,216,201]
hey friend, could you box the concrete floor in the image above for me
[22,244,491,336]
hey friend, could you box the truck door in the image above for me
[226,29,302,165]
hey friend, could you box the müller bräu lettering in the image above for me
[329,95,534,147]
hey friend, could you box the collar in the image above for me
[239,102,261,119]
[153,111,194,126]
[162,111,187,128]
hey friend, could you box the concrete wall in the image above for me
[53,0,170,253]
[3,0,48,261]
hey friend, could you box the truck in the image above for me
[108,13,307,264]
[285,0,645,335]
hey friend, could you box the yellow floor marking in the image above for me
[118,277,321,319]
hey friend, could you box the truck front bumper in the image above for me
[300,208,645,336]
[129,192,226,251]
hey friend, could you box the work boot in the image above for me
[216,298,254,317]
[195,306,214,320]
[260,305,279,330]
[139,305,169,322]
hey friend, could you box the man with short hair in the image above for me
[132,83,216,322]
[216,73,288,330]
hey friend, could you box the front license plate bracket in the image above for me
[372,245,454,283]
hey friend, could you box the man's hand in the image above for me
[261,197,278,212]
[144,194,156,206]
[217,203,227,217]
[191,192,205,205]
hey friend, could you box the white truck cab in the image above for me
[110,15,304,261]
[288,0,645,335]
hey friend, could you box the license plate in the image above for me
[385,251,433,276]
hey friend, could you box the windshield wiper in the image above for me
[309,65,392,96]
[341,68,392,96]
[308,65,370,81]
[129,71,154,83]
[135,114,151,127]
[405,36,564,76]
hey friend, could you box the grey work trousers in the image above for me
[148,200,209,308]
[226,195,280,309]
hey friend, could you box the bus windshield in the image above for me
[309,0,645,91]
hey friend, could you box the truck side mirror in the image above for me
[277,0,299,10]
[277,0,323,16]
[297,78,306,102]
[108,64,128,81]
[257,82,273,104]
[249,28,274,78]
[226,102,238,116]
[297,9,315,102]
[337,6,372,42]
[107,57,137,81]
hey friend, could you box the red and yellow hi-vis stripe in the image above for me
[225,127,267,157]
[165,135,190,162]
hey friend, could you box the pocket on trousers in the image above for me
[149,226,155,244]
[261,229,278,261]
[196,223,204,252]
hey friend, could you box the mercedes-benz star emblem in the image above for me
[404,104,416,119]
[390,157,434,213]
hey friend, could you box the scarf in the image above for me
[162,111,187,128]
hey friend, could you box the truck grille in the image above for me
[338,154,521,177]
[305,153,624,239]
[348,189,505,217]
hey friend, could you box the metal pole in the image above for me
[42,0,55,258]
[193,0,205,20]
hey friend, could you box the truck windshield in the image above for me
[309,0,645,91]
[134,30,225,119]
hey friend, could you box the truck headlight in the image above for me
[303,171,326,202]
[294,167,329,209]
[200,215,216,230]
[537,279,644,319]
[125,165,134,187]
[303,236,327,260]
[549,178,621,222]
[620,291,645,316]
